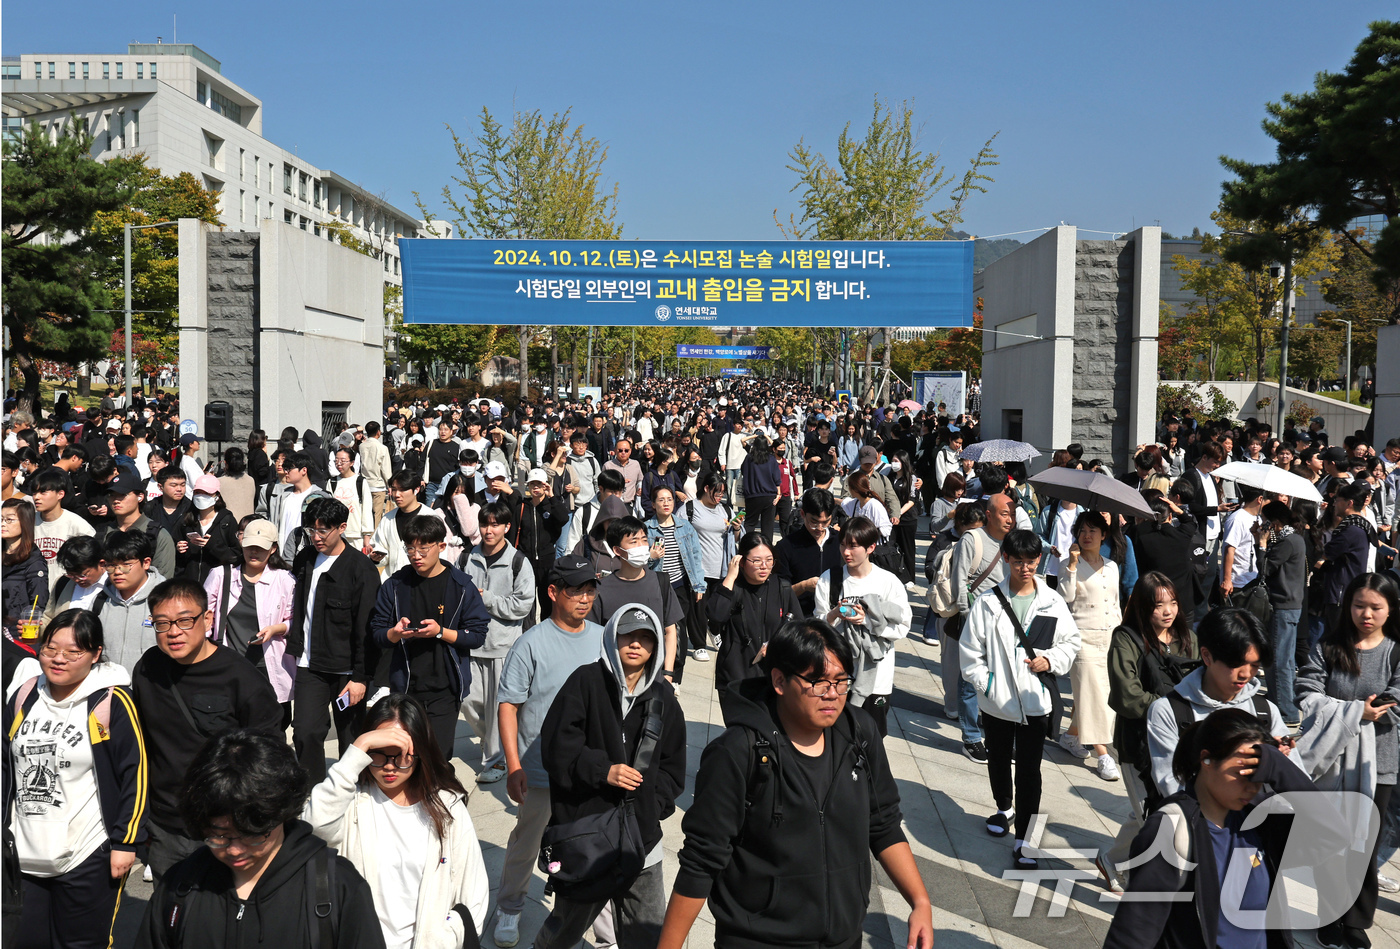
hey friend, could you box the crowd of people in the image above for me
[1,377,1399,949]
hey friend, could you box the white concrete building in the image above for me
[2,42,423,286]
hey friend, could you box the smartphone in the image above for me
[186,532,202,542]
[335,693,353,711]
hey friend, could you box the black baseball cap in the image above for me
[105,470,144,497]
[548,555,598,589]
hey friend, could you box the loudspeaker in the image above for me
[204,401,233,442]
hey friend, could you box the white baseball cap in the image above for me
[484,460,509,480]
[527,467,549,484]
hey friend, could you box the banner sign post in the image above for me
[401,240,973,328]
[912,371,967,416]
[676,345,770,360]
[720,367,752,377]
[643,359,655,378]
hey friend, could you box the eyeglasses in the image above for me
[40,645,90,661]
[152,616,201,633]
[102,560,143,575]
[560,586,598,599]
[790,672,852,696]
[367,751,419,769]
[308,526,339,539]
[204,830,273,849]
[744,557,774,567]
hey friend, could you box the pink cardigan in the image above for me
[203,565,298,702]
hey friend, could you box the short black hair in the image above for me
[800,487,837,517]
[156,465,187,485]
[479,499,514,527]
[1236,484,1264,504]
[388,469,423,491]
[840,515,880,549]
[808,459,836,485]
[179,730,310,839]
[597,469,627,494]
[569,430,588,444]
[1168,477,1196,507]
[402,514,448,545]
[284,451,311,472]
[977,467,1010,496]
[57,535,103,571]
[30,468,70,495]
[113,434,135,455]
[606,515,648,549]
[1196,607,1273,667]
[763,618,855,682]
[1001,528,1044,561]
[304,497,349,529]
[148,577,209,614]
[100,529,153,564]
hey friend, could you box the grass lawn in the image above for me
[17,380,178,413]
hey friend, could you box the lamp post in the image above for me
[124,220,179,407]
[1325,318,1354,404]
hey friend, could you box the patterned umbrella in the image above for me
[958,439,1041,464]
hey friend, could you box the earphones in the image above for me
[1203,758,1212,765]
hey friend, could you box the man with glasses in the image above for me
[97,469,176,580]
[91,529,166,669]
[129,577,281,879]
[41,535,106,622]
[604,438,643,507]
[287,497,383,782]
[489,556,606,947]
[776,488,844,617]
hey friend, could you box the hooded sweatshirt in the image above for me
[539,603,686,866]
[96,569,167,670]
[135,819,385,949]
[1145,666,1288,796]
[7,662,146,876]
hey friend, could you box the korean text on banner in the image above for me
[400,240,973,328]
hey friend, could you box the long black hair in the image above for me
[1322,572,1400,676]
[360,694,468,840]
[1172,707,1277,786]
[1122,571,1193,657]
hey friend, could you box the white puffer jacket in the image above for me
[959,578,1081,724]
[303,745,490,949]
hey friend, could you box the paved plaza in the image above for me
[112,533,1400,949]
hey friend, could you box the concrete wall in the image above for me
[179,219,384,442]
[1375,325,1400,446]
[979,226,1159,473]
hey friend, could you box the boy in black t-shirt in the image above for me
[587,516,682,685]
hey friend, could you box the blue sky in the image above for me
[6,1,1392,241]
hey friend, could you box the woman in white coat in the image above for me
[1057,511,1122,781]
[304,693,489,949]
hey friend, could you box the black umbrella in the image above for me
[1027,467,1154,519]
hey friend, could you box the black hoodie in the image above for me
[673,678,905,949]
[301,430,331,489]
[135,819,385,949]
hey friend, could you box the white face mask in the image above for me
[193,494,217,510]
[620,546,651,567]
[535,425,547,434]
[888,460,901,472]
[461,465,478,475]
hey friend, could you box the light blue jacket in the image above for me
[645,514,705,590]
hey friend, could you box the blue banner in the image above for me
[677,345,770,360]
[721,367,752,377]
[400,239,973,328]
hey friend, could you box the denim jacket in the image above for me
[645,515,705,590]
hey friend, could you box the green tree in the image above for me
[1220,21,1400,318]
[418,107,623,397]
[90,156,223,381]
[2,120,130,416]
[777,97,998,399]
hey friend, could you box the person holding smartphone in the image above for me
[1296,572,1400,948]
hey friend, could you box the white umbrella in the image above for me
[1212,462,1323,503]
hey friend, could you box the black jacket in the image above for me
[2,548,48,632]
[540,659,686,858]
[1103,744,1344,949]
[508,494,568,564]
[1128,521,1204,619]
[144,495,194,541]
[287,544,382,682]
[174,508,242,584]
[370,564,490,701]
[1180,466,1221,538]
[135,819,385,949]
[673,678,905,949]
[707,577,802,694]
[301,430,332,488]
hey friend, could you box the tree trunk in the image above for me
[569,337,579,400]
[880,325,893,401]
[550,329,559,396]
[76,363,91,397]
[517,326,530,399]
[14,351,41,420]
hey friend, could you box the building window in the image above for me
[32,62,41,79]
[149,62,157,79]
[102,62,109,79]
[115,62,122,79]
[82,63,89,80]
[283,163,293,195]
[47,62,55,79]
[284,209,294,224]
[254,196,259,220]
[313,222,321,237]
[312,179,321,209]
[253,156,260,188]
[1,64,19,80]
[239,190,246,224]
[3,117,22,145]
[136,63,143,79]
[205,133,223,169]
[300,216,309,231]
[298,171,307,202]
[131,109,138,147]
[68,62,76,79]
[238,148,245,180]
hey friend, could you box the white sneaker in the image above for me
[1378,872,1400,893]
[493,910,521,947]
[692,648,711,662]
[477,762,507,784]
[143,864,153,883]
[1058,733,1091,758]
[1096,754,1120,781]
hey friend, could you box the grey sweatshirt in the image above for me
[1297,639,1400,783]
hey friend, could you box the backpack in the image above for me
[1165,690,1271,739]
[161,848,338,948]
[740,705,875,828]
[685,498,734,525]
[928,531,979,618]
